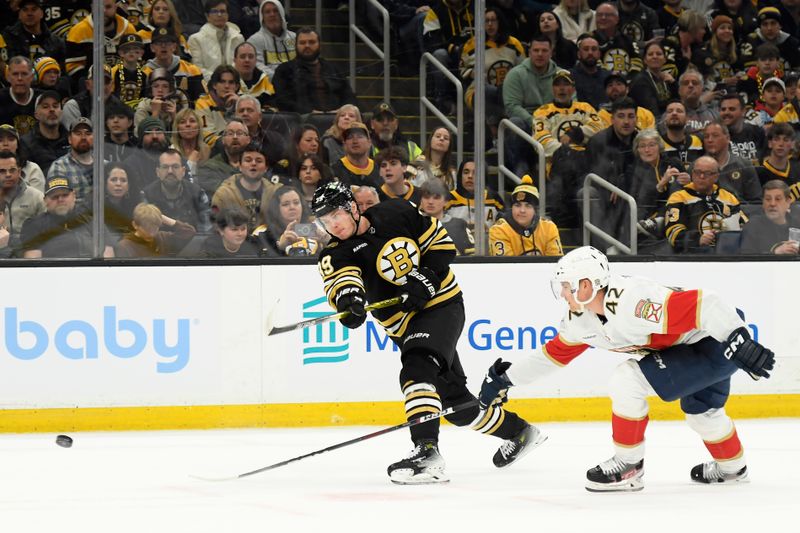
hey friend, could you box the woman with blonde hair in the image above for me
[701,15,741,88]
[138,0,189,59]
[170,108,210,175]
[553,0,596,42]
[321,104,362,164]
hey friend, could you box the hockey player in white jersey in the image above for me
[478,246,775,492]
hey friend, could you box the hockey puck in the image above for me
[55,435,73,448]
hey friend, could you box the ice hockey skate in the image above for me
[388,440,449,485]
[585,456,644,492]
[493,424,547,468]
[690,462,749,484]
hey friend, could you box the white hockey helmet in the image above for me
[551,246,610,305]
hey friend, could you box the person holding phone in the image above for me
[254,184,323,256]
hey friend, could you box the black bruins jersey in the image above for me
[317,199,462,339]
[665,183,746,252]
[756,159,800,201]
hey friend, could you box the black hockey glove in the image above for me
[400,267,440,312]
[335,287,367,329]
[723,327,775,379]
[478,358,513,410]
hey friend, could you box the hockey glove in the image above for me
[335,287,367,329]
[723,327,775,379]
[478,358,513,410]
[400,267,440,312]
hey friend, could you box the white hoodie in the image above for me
[247,0,296,79]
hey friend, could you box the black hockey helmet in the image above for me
[311,181,354,218]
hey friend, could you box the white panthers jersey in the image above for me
[507,275,745,385]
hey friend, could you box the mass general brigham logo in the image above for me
[301,296,350,364]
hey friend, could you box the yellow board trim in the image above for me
[2,394,799,433]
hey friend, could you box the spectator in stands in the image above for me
[628,42,678,117]
[111,34,147,109]
[211,142,279,231]
[703,121,762,204]
[187,0,245,82]
[756,122,800,201]
[656,0,684,36]
[774,77,800,132]
[46,117,93,206]
[170,108,211,176]
[2,0,65,64]
[708,0,757,43]
[571,34,608,110]
[174,0,207,36]
[20,175,115,258]
[104,100,137,164]
[104,162,142,241]
[353,184,380,214]
[114,202,197,257]
[591,3,641,77]
[232,94,286,175]
[0,125,44,192]
[19,91,69,176]
[748,76,786,129]
[489,176,563,256]
[679,70,719,134]
[503,34,559,176]
[138,0,189,59]
[64,64,121,132]
[417,177,473,255]
[412,126,457,189]
[233,41,275,109]
[660,10,712,80]
[460,7,525,133]
[135,66,186,129]
[142,28,204,102]
[375,145,421,205]
[330,122,382,190]
[196,65,241,146]
[201,205,260,257]
[446,159,504,236]
[737,43,782,108]
[741,7,800,73]
[321,104,362,165]
[143,148,212,233]
[0,149,44,256]
[294,153,332,210]
[247,0,296,79]
[740,180,800,254]
[778,0,800,41]
[197,119,251,196]
[659,100,704,166]
[121,117,168,195]
[665,155,746,254]
[0,57,37,136]
[256,184,322,256]
[288,124,321,177]
[616,0,659,46]
[272,27,358,115]
[32,56,71,102]
[702,15,742,89]
[534,10,577,69]
[554,0,596,42]
[720,92,765,165]
[547,122,591,230]
[533,70,603,158]
[597,72,656,130]
[369,102,422,162]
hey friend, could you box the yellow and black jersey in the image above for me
[330,157,383,190]
[195,94,229,146]
[446,188,504,232]
[756,158,800,201]
[111,65,147,108]
[489,217,563,257]
[378,182,422,206]
[661,132,704,165]
[598,106,655,131]
[593,31,642,76]
[240,69,276,108]
[0,35,7,63]
[773,100,800,132]
[142,61,204,101]
[533,101,604,157]
[42,1,90,39]
[318,199,462,339]
[665,183,747,252]
[65,15,136,77]
[460,36,525,107]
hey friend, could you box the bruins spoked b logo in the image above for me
[377,238,420,285]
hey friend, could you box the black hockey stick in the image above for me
[191,399,478,482]
[266,296,404,336]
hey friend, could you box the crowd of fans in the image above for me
[0,0,798,260]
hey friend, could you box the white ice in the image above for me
[1,419,798,533]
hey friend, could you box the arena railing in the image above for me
[582,173,638,255]
[419,52,464,169]
[348,0,389,102]
[497,119,546,217]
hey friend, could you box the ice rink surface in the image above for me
[2,418,798,533]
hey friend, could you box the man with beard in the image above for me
[756,122,800,201]
[597,73,655,130]
[125,116,169,195]
[231,94,286,179]
[20,175,114,258]
[20,90,69,175]
[0,150,44,257]
[2,0,66,64]
[46,117,94,207]
[702,121,762,205]
[659,100,703,166]
[0,57,38,136]
[104,99,137,163]
[571,35,609,110]
[368,102,422,162]
[197,119,251,197]
[720,93,766,165]
[740,180,800,254]
[211,143,280,232]
[330,122,382,190]
[271,27,358,115]
[143,148,211,233]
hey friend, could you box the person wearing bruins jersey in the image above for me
[446,160,504,235]
[489,176,562,256]
[755,122,800,201]
[591,3,642,78]
[40,0,91,40]
[665,156,747,254]
[312,181,543,484]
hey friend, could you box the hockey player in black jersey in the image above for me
[311,181,545,484]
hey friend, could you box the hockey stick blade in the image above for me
[194,400,478,481]
[266,296,404,336]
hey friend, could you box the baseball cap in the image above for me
[343,121,370,140]
[553,70,574,85]
[0,124,19,140]
[45,176,73,196]
[70,117,93,133]
[35,89,62,108]
[119,33,145,49]
[151,27,180,44]
[511,176,539,204]
[148,67,174,85]
[371,102,397,119]
[18,0,43,9]
[87,63,112,80]
[604,72,628,87]
[763,77,786,92]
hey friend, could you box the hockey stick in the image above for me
[266,295,404,336]
[191,399,478,482]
